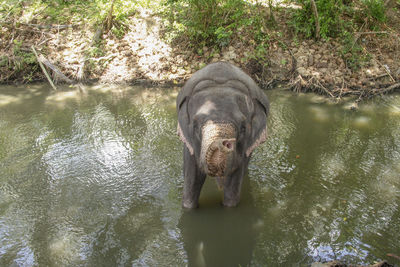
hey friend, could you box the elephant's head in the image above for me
[178,87,268,182]
[176,62,269,207]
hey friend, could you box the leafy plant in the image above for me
[291,0,344,39]
[164,0,250,48]
[340,30,370,70]
[363,0,386,23]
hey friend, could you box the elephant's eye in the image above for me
[240,124,246,135]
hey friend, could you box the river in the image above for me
[0,84,399,266]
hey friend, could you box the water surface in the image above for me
[0,84,399,266]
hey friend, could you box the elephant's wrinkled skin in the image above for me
[177,62,269,208]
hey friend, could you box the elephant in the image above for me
[176,61,269,208]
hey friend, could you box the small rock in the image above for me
[365,69,373,77]
[316,60,328,68]
[320,68,328,73]
[334,77,342,84]
[297,67,308,76]
[297,56,308,67]
[308,55,314,66]
[311,71,320,77]
[325,76,333,84]
[350,102,358,110]
[318,60,328,68]
[386,58,394,64]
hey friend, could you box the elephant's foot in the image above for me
[222,196,240,207]
[183,198,199,209]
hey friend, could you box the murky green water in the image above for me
[0,84,399,266]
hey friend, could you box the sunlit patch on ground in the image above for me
[100,8,176,83]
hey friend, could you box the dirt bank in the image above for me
[1,5,400,99]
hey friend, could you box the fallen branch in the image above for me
[379,82,400,94]
[314,78,334,98]
[31,45,57,90]
[39,55,73,84]
[367,73,389,80]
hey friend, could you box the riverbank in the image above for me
[1,2,400,99]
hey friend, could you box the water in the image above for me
[0,84,399,266]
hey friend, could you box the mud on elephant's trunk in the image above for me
[200,121,236,186]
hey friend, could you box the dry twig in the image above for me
[31,45,57,90]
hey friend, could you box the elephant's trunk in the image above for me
[200,121,236,180]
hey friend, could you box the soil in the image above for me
[1,4,400,99]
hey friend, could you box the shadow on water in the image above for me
[179,177,260,267]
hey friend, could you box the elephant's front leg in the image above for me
[183,147,206,209]
[223,157,250,207]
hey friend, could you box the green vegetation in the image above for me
[163,0,272,62]
[291,0,343,39]
[164,0,247,47]
[162,0,389,69]
[291,0,386,39]
[0,0,137,26]
[164,0,270,47]
[0,0,395,82]
[290,0,387,69]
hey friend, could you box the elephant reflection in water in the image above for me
[178,178,261,267]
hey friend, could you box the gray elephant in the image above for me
[177,62,269,208]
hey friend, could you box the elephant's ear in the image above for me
[246,94,269,157]
[177,96,194,155]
